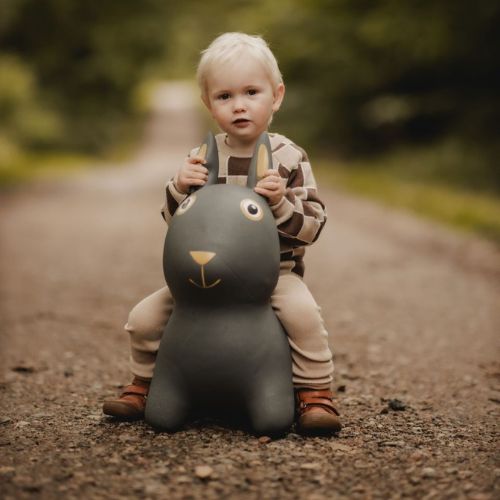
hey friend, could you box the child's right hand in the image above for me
[174,156,209,194]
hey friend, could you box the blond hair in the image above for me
[197,32,283,99]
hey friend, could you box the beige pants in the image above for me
[126,267,334,389]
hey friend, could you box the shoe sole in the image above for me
[102,401,144,420]
[297,413,342,435]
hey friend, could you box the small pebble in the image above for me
[0,466,15,477]
[11,365,35,374]
[300,463,321,470]
[329,442,352,453]
[409,450,426,461]
[258,436,272,444]
[378,441,404,447]
[194,465,213,479]
[388,399,406,411]
[422,467,437,478]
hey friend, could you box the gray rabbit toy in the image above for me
[145,132,294,436]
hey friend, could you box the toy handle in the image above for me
[188,132,218,194]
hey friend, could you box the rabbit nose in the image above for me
[190,251,216,266]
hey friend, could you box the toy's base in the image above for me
[145,306,294,437]
[150,412,291,439]
[145,390,293,437]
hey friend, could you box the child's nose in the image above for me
[232,97,246,112]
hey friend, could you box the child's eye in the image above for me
[247,89,258,96]
[218,93,230,100]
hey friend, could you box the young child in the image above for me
[103,32,341,434]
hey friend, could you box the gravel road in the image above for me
[1,83,499,499]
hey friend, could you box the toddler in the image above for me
[103,32,341,434]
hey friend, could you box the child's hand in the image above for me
[175,156,209,194]
[254,170,286,206]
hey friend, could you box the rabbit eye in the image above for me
[176,194,196,215]
[240,199,263,221]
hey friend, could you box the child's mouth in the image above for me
[233,118,250,126]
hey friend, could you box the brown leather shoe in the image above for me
[295,389,342,435]
[102,378,150,419]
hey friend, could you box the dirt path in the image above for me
[1,83,499,500]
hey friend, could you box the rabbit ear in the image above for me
[196,132,219,188]
[247,132,273,189]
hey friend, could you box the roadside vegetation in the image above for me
[317,146,500,243]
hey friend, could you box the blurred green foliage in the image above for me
[1,0,498,195]
[0,54,61,165]
[267,0,499,194]
[0,0,177,155]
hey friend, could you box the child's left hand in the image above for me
[254,170,286,206]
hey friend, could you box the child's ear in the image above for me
[272,83,285,112]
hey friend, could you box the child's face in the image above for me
[203,56,284,150]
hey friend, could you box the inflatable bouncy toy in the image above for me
[145,132,294,436]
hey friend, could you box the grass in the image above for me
[0,138,142,188]
[317,158,500,244]
[0,151,100,187]
[0,119,145,189]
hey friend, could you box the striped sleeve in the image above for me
[270,142,327,246]
[160,179,188,224]
[160,147,199,224]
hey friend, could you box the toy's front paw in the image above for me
[145,379,189,432]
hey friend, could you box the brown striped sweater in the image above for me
[161,133,327,277]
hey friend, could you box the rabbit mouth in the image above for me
[188,269,221,289]
[188,251,221,289]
